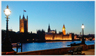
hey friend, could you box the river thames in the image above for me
[13,40,94,52]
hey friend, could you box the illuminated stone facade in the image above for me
[45,33,74,40]
[20,15,28,33]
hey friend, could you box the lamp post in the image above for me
[4,5,11,40]
[81,24,85,44]
[2,5,13,52]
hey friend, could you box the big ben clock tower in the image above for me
[62,25,66,35]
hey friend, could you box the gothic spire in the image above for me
[48,24,51,32]
[27,15,28,20]
[48,24,50,28]
[23,14,25,19]
[63,24,65,28]
[19,15,21,20]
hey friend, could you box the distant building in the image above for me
[8,29,12,31]
[62,25,66,35]
[19,15,28,33]
[47,24,57,34]
[59,31,63,34]
[37,30,45,40]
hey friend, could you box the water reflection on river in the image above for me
[13,41,94,52]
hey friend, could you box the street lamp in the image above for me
[81,24,85,44]
[4,5,11,39]
[2,5,13,52]
[4,6,11,16]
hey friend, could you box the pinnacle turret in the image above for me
[22,14,25,19]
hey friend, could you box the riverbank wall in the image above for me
[16,45,94,55]
[2,45,94,55]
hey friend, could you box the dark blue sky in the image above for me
[1,1,95,34]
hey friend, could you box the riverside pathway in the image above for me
[64,49,95,55]
[82,49,94,55]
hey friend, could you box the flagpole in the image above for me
[23,10,24,15]
[23,10,26,15]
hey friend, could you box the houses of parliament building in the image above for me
[19,15,74,41]
[45,25,74,40]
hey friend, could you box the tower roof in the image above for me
[63,24,65,28]
[48,24,51,32]
[22,14,25,19]
[48,24,51,29]
[48,24,50,27]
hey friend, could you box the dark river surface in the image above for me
[13,40,95,52]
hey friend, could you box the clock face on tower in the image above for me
[62,28,65,31]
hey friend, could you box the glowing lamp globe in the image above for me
[4,5,11,16]
[81,24,85,29]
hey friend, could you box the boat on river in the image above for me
[11,43,21,48]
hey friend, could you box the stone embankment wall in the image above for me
[17,45,94,55]
[17,47,74,55]
[2,45,94,55]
